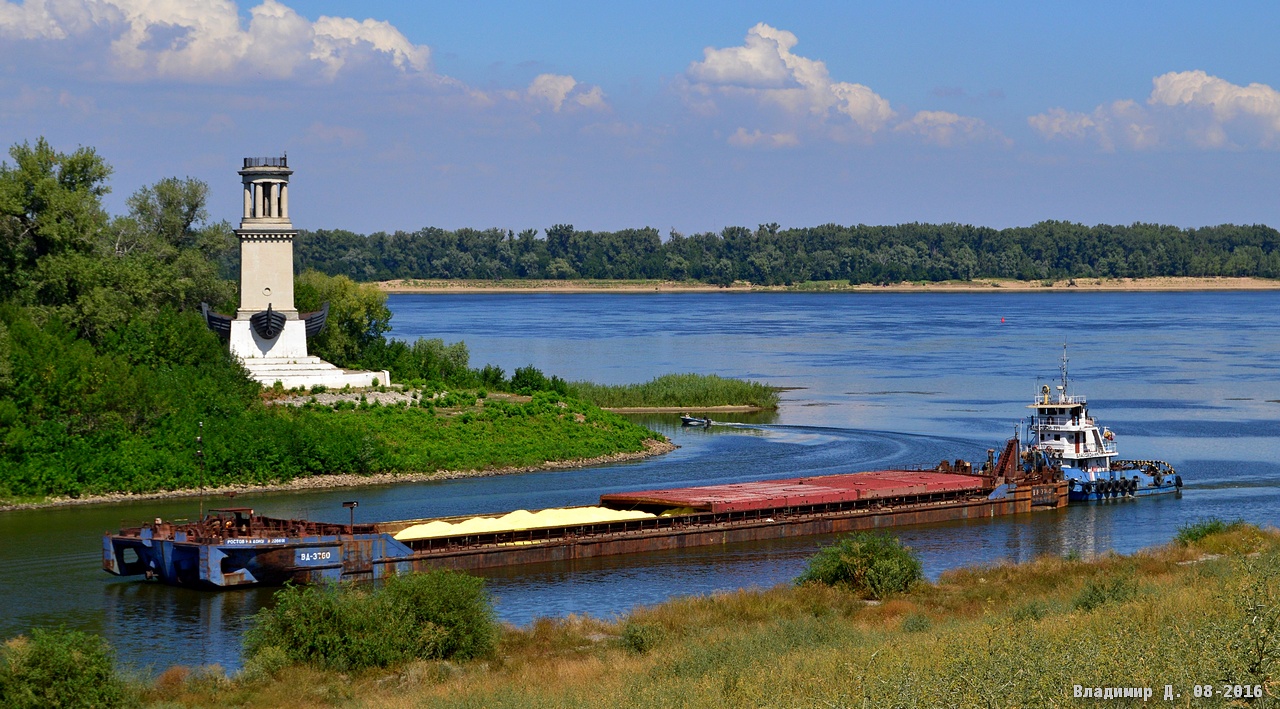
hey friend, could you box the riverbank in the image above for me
[126,521,1279,707]
[0,439,676,513]
[378,276,1280,294]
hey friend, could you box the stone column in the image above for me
[243,184,251,219]
[280,183,288,219]
[254,182,263,219]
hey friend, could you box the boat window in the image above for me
[1053,434,1061,441]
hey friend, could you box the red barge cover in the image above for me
[600,470,986,514]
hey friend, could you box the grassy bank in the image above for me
[76,521,1277,708]
[0,386,659,506]
[566,373,779,410]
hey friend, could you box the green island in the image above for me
[4,520,1275,707]
[0,139,776,508]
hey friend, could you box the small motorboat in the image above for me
[680,414,712,427]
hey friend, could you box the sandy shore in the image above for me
[0,439,677,513]
[378,276,1280,294]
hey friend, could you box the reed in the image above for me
[566,373,779,409]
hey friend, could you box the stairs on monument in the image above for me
[239,357,390,390]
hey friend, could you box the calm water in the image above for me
[1,291,1277,673]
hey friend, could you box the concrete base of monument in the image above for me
[229,319,309,359]
[239,356,390,390]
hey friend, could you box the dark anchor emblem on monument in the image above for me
[250,303,287,340]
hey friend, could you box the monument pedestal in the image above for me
[230,319,309,359]
[239,356,389,390]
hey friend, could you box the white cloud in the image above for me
[1030,70,1280,150]
[526,73,608,112]
[0,0,431,81]
[1027,107,1097,141]
[687,23,794,89]
[686,23,994,148]
[895,110,1007,147]
[726,127,798,149]
[311,14,429,77]
[0,0,119,39]
[686,22,894,132]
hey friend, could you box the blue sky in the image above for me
[2,1,1278,234]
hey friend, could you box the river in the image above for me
[1,291,1277,673]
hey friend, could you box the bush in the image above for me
[1012,599,1050,622]
[1072,577,1137,612]
[380,570,497,661]
[510,365,569,395]
[0,627,129,709]
[795,532,923,599]
[621,622,667,654]
[243,570,496,672]
[1175,517,1245,545]
[900,613,931,633]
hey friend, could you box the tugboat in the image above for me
[1022,346,1181,502]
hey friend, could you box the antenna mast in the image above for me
[1060,343,1069,396]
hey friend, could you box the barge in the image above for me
[103,437,1067,589]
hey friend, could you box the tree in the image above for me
[120,176,212,253]
[0,138,111,295]
[295,270,392,367]
[0,142,232,340]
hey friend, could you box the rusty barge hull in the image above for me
[103,476,1067,589]
[399,485,1054,574]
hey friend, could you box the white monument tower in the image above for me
[204,156,388,389]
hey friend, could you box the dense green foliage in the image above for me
[566,373,779,409]
[0,140,665,501]
[0,303,652,496]
[296,221,1280,286]
[1,140,234,339]
[795,532,924,599]
[0,627,129,709]
[294,270,391,369]
[243,570,496,672]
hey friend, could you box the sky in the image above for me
[2,0,1278,235]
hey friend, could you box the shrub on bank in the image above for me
[795,532,923,599]
[0,627,129,709]
[1175,517,1245,545]
[1072,576,1137,612]
[243,570,496,673]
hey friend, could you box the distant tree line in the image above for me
[295,221,1280,286]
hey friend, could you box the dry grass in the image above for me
[144,526,1280,708]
